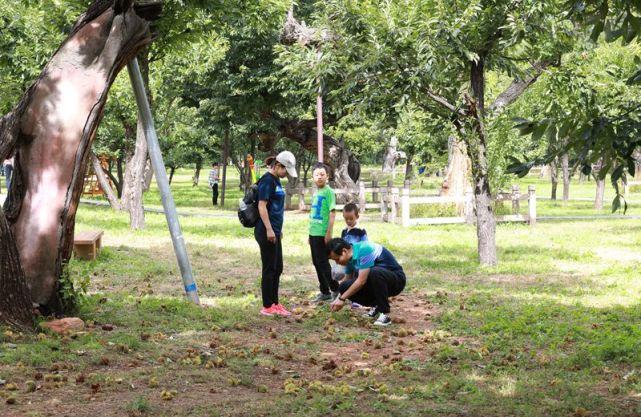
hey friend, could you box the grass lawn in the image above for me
[1,170,641,416]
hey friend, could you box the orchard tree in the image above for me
[286,0,573,265]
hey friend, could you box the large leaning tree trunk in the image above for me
[440,135,472,214]
[0,0,154,318]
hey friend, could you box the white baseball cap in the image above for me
[275,151,298,178]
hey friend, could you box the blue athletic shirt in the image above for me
[345,241,402,275]
[257,173,286,236]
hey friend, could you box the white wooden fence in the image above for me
[401,184,537,227]
[286,180,536,227]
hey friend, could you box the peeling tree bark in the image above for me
[122,119,148,230]
[440,136,471,214]
[0,0,153,316]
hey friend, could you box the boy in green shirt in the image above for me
[309,163,338,302]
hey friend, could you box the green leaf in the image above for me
[611,165,624,184]
[612,195,621,213]
[627,159,636,178]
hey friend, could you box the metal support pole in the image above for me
[316,49,324,163]
[316,94,323,163]
[127,58,200,304]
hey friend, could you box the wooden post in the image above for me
[464,187,474,225]
[391,187,399,224]
[358,180,366,212]
[384,179,394,222]
[380,189,388,222]
[401,187,410,227]
[528,185,536,226]
[298,185,306,210]
[372,179,379,203]
[512,185,520,214]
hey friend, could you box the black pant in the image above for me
[309,236,338,294]
[211,183,219,206]
[255,225,282,308]
[339,267,406,314]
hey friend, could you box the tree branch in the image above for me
[422,87,468,117]
[488,59,558,114]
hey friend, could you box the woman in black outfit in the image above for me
[255,151,297,317]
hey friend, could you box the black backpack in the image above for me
[238,183,260,228]
[238,175,275,228]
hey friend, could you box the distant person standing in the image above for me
[3,157,14,192]
[208,162,219,206]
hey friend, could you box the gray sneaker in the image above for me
[373,313,392,327]
[330,291,340,301]
[313,292,333,303]
[362,307,378,319]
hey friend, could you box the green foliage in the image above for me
[126,396,152,414]
[59,259,92,311]
[0,0,87,113]
[508,41,641,211]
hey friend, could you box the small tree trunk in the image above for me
[91,152,121,210]
[561,152,570,201]
[221,129,229,206]
[113,157,124,198]
[143,158,153,191]
[122,119,147,229]
[469,57,497,266]
[550,159,558,200]
[592,159,605,210]
[382,135,399,173]
[595,179,605,209]
[404,154,414,182]
[192,159,202,187]
[539,165,548,179]
[168,166,176,184]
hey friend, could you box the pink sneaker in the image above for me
[273,304,292,317]
[260,305,279,316]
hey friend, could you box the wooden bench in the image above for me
[73,230,104,260]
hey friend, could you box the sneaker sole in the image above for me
[373,321,392,326]
[260,311,275,316]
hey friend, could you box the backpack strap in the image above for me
[256,173,278,206]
